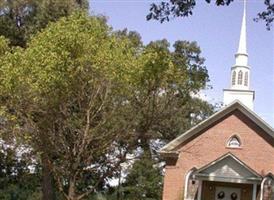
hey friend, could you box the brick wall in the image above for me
[162,110,274,200]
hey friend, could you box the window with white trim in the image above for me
[238,70,243,85]
[227,135,241,148]
[244,71,248,86]
[232,71,236,86]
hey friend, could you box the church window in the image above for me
[232,71,236,85]
[238,71,243,85]
[227,135,241,148]
[244,72,248,86]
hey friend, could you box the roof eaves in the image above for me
[159,150,179,158]
[236,103,274,137]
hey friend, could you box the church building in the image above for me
[160,1,274,200]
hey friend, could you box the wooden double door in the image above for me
[202,181,253,200]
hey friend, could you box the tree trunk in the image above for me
[68,178,76,200]
[41,153,56,200]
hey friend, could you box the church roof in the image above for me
[160,100,274,156]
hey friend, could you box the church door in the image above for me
[215,186,241,200]
[202,181,253,200]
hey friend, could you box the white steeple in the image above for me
[235,0,248,68]
[223,0,255,110]
[237,0,247,55]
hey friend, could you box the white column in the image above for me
[198,181,203,200]
[253,183,257,200]
[260,178,267,200]
[184,170,193,200]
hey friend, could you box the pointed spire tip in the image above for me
[237,0,247,55]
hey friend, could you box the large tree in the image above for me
[0,12,137,200]
[0,1,89,199]
[147,0,274,30]
[0,11,214,200]
[129,39,213,151]
[0,0,88,47]
[105,33,214,199]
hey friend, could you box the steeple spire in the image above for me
[237,0,247,55]
[235,0,248,67]
[223,0,255,110]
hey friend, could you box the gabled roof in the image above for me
[160,100,274,155]
[194,153,262,183]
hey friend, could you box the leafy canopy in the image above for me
[0,0,88,47]
[0,10,214,200]
[147,0,274,30]
[0,12,138,200]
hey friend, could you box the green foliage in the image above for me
[0,10,214,200]
[0,0,88,47]
[87,37,214,200]
[0,12,138,200]
[255,0,274,30]
[0,36,9,56]
[0,144,41,200]
[128,39,212,146]
[115,29,143,49]
[110,38,213,200]
[122,153,163,200]
[147,0,274,29]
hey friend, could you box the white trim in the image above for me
[252,183,257,200]
[184,169,195,200]
[226,134,242,148]
[196,175,261,184]
[260,177,268,200]
[197,181,202,200]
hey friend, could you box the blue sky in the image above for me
[90,0,274,125]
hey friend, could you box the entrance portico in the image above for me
[186,153,262,200]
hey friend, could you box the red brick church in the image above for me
[160,1,274,200]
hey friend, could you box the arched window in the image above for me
[232,71,236,85]
[244,71,248,86]
[238,70,243,85]
[227,135,241,148]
